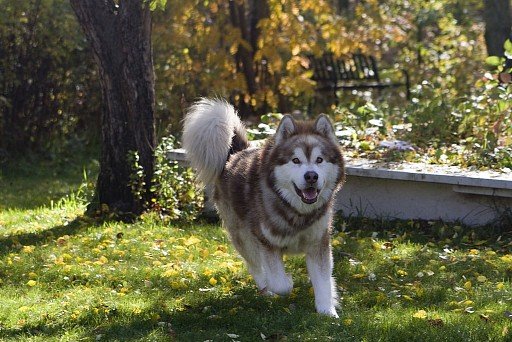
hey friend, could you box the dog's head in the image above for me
[267,115,345,213]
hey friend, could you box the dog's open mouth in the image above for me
[293,183,319,204]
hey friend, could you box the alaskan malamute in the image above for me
[182,99,345,317]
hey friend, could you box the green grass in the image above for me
[1,156,512,341]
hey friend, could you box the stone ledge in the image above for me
[167,148,187,163]
[168,149,512,226]
[169,149,512,194]
[345,158,512,197]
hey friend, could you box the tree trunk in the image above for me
[229,0,257,96]
[248,0,270,55]
[70,0,156,216]
[334,0,357,16]
[2,0,43,153]
[483,0,512,56]
[228,0,270,117]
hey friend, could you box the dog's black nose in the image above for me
[304,171,318,184]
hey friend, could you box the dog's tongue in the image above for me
[302,188,317,200]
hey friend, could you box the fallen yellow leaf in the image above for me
[343,318,353,326]
[184,236,201,246]
[477,275,487,283]
[500,255,512,263]
[95,256,108,265]
[397,269,408,277]
[413,310,427,319]
[22,245,35,253]
[351,273,366,279]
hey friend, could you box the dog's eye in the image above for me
[292,158,300,164]
[316,157,323,163]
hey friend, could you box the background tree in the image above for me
[0,0,99,154]
[69,0,156,216]
[1,0,503,167]
[483,0,511,57]
[227,0,270,115]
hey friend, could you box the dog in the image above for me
[182,98,345,317]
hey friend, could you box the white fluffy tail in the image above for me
[182,98,247,185]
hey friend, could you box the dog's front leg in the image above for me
[306,240,338,318]
[262,248,293,296]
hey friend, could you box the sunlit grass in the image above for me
[1,157,512,341]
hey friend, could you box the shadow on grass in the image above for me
[338,216,512,251]
[2,286,499,341]
[0,287,345,341]
[95,289,353,342]
[0,217,92,257]
[0,152,98,211]
[0,324,65,341]
[0,316,156,341]
[1,222,509,341]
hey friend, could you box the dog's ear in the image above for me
[275,115,296,144]
[314,115,337,143]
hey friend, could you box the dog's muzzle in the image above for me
[293,182,319,204]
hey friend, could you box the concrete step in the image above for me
[168,149,512,226]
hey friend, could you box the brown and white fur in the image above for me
[182,98,345,317]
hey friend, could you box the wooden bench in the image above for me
[308,53,410,102]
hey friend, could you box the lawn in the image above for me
[1,156,512,341]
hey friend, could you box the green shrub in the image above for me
[129,136,203,221]
[329,39,512,170]
[454,40,512,169]
[0,0,100,154]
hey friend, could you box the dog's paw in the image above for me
[267,274,293,296]
[317,306,339,318]
[257,287,275,296]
